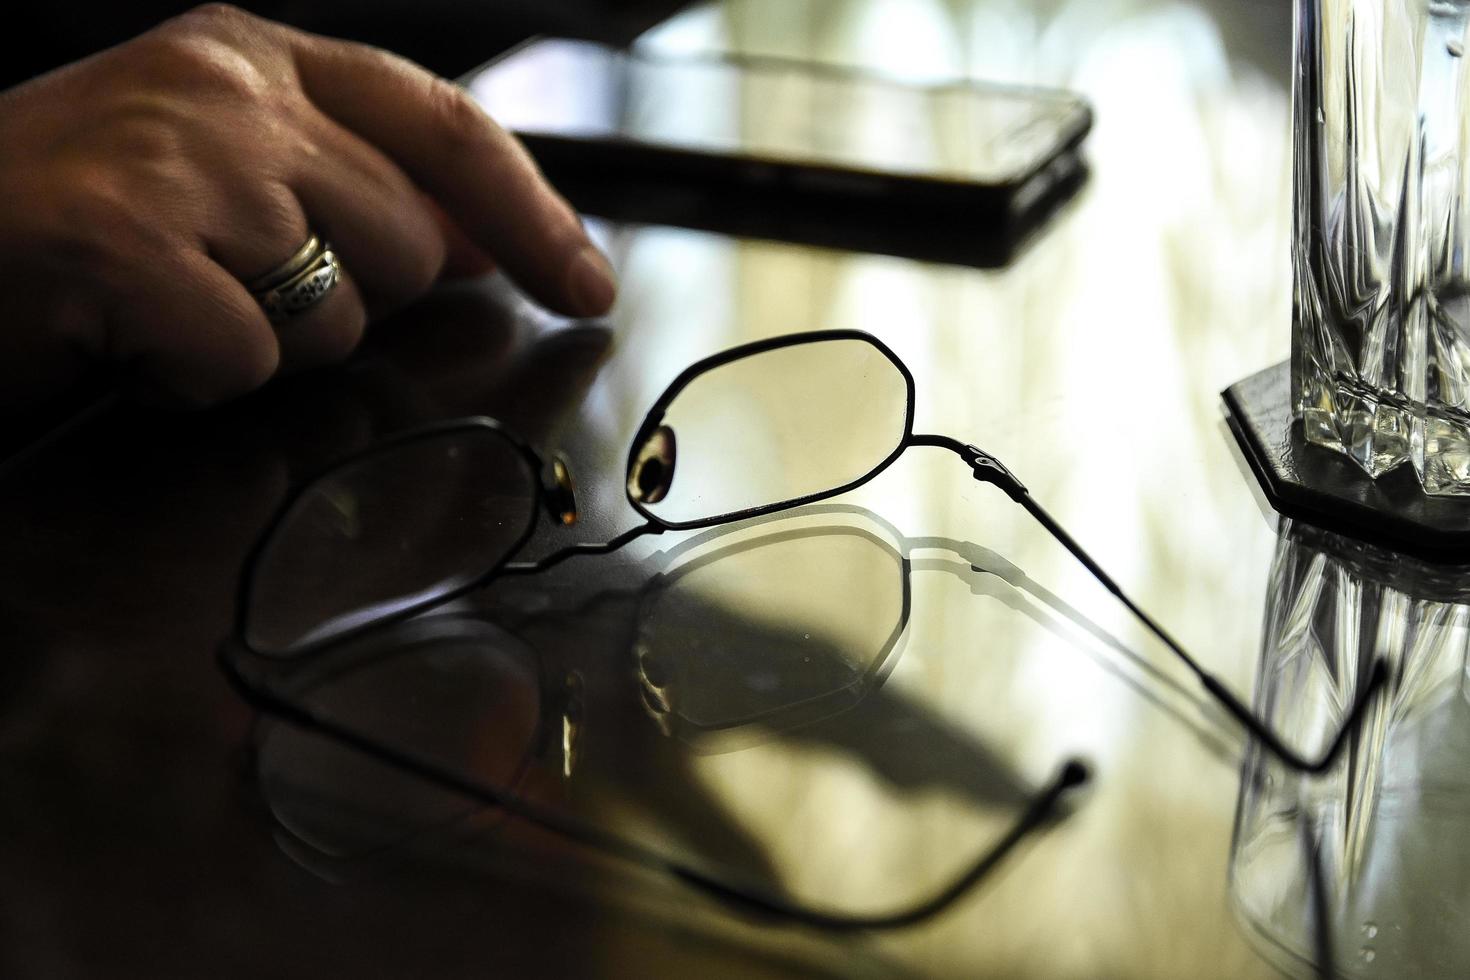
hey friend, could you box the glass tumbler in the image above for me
[1294,0,1470,495]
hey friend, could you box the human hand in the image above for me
[0,3,617,409]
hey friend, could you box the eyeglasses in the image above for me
[225,328,1384,926]
[236,329,1385,768]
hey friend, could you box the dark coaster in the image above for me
[1222,361,1470,562]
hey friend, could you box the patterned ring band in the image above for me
[246,235,343,323]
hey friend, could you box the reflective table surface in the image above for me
[8,1,1461,977]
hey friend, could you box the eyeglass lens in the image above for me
[628,338,911,526]
[245,427,540,656]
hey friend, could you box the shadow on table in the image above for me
[245,503,1242,953]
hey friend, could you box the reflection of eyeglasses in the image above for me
[250,513,1074,919]
[635,504,1241,764]
[226,533,1086,931]
[236,328,1384,773]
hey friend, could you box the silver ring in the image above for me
[246,234,342,323]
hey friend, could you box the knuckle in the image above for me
[400,234,447,298]
[363,193,446,302]
[258,182,303,231]
[231,336,282,393]
[175,3,257,35]
[241,184,308,274]
[314,305,368,364]
[134,324,279,410]
[137,15,274,104]
[428,78,490,150]
[181,364,266,408]
[194,334,280,407]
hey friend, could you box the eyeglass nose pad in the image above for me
[627,424,677,505]
[547,455,578,526]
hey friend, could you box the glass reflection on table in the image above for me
[1233,518,1470,979]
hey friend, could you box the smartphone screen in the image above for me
[465,39,1091,191]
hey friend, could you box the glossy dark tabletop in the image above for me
[6,1,1442,978]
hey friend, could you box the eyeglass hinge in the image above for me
[962,445,1029,501]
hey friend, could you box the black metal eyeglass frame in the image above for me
[223,364,1088,930]
[223,637,1086,931]
[224,327,1385,928]
[616,330,1388,774]
[245,329,1383,769]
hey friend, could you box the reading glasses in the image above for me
[223,328,1387,930]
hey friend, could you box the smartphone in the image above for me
[464,39,1092,238]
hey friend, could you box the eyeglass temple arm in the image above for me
[1302,811,1337,980]
[218,643,1086,932]
[910,433,1389,775]
[674,759,1089,931]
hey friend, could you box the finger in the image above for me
[425,195,497,281]
[205,178,310,281]
[269,264,369,370]
[202,180,369,370]
[108,250,280,407]
[287,34,616,318]
[290,111,447,317]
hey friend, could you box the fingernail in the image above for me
[566,245,617,317]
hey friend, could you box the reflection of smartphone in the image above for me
[464,38,1092,225]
